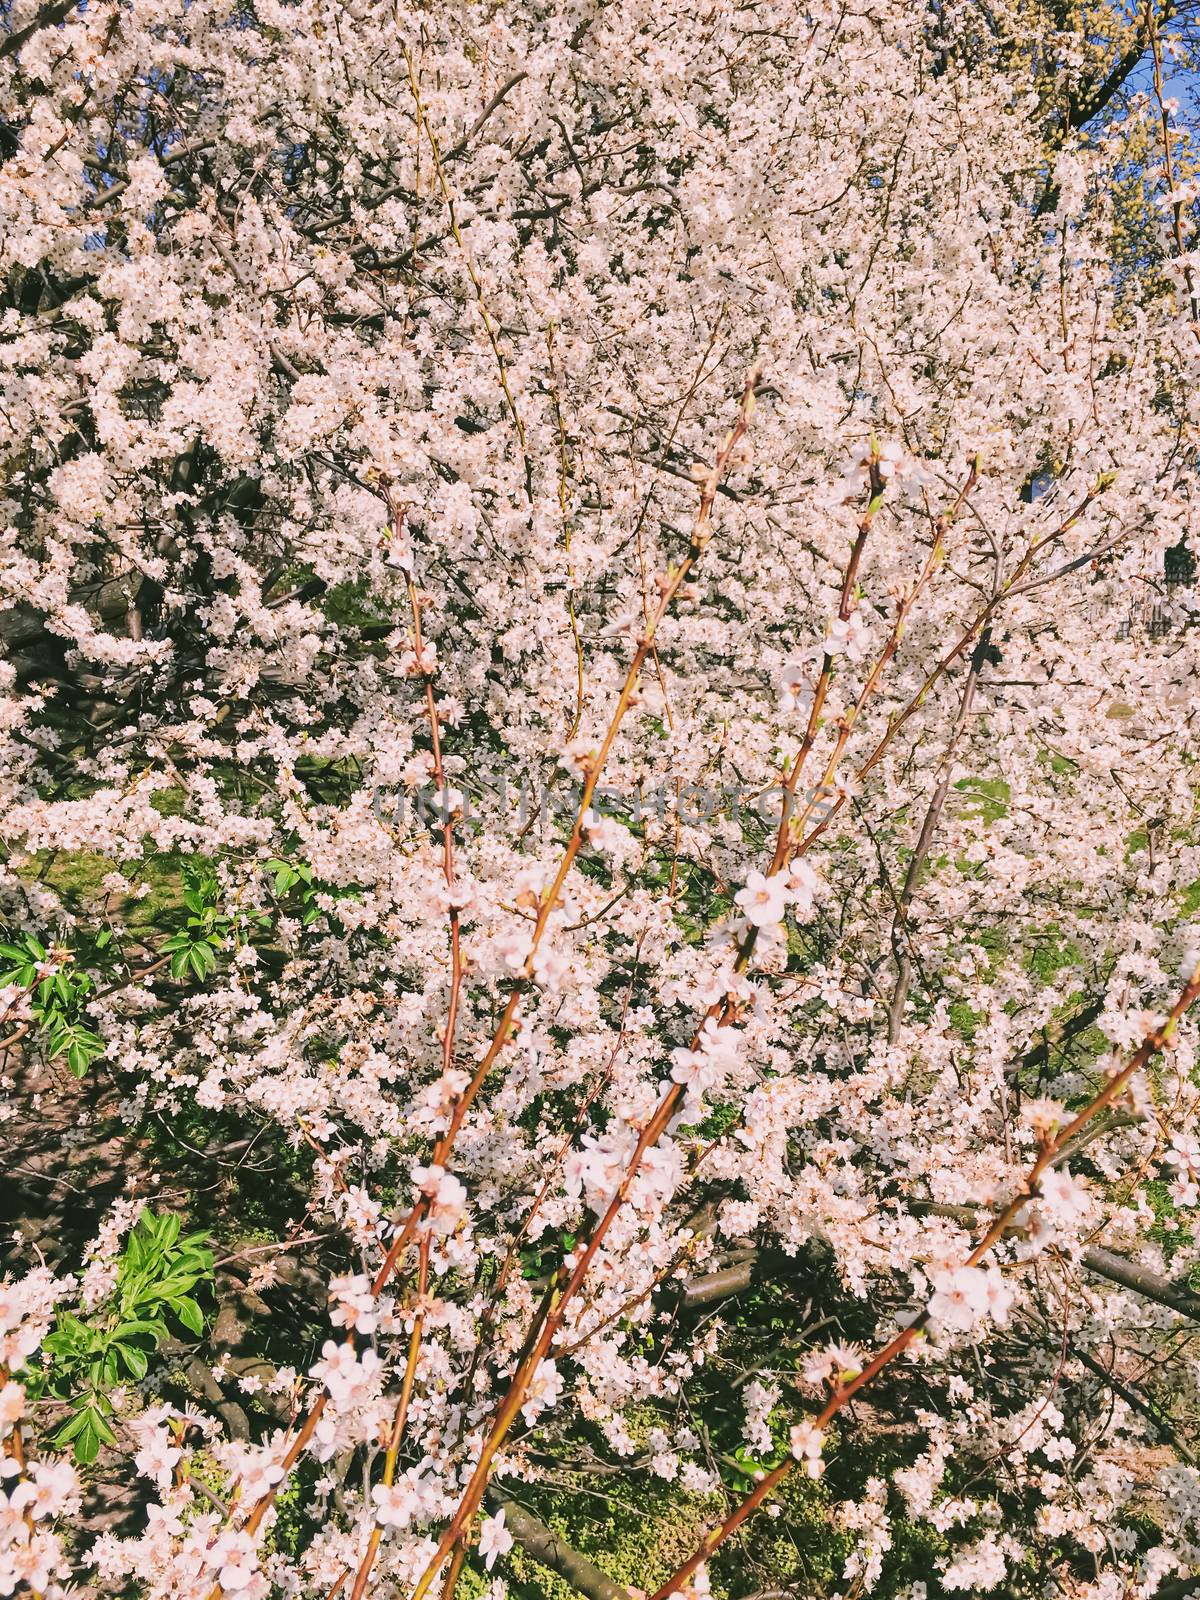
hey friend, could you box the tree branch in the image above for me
[681,1236,1200,1326]
[1073,1343,1196,1465]
[0,0,78,60]
[487,1493,633,1600]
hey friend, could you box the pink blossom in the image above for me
[477,1509,515,1570]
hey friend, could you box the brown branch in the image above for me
[213,372,762,1600]
[488,1493,633,1600]
[1081,1245,1200,1324]
[680,1258,757,1311]
[443,73,529,161]
[400,375,764,1600]
[1072,1343,1196,1465]
[401,445,961,1600]
[680,1228,1200,1328]
[793,476,1120,860]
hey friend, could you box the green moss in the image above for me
[266,1461,323,1558]
[18,845,195,935]
[28,848,113,903]
[948,1001,982,1042]
[150,785,188,818]
[885,1510,952,1590]
[712,1468,850,1595]
[1024,927,1082,984]
[187,1448,235,1509]
[453,1565,492,1600]
[461,1455,860,1600]
[1141,1177,1194,1263]
[953,776,1010,824]
[496,1477,720,1599]
[124,851,202,929]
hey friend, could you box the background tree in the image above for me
[0,1,1199,1598]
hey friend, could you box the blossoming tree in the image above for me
[1,0,1200,1596]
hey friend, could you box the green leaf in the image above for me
[125,1225,148,1273]
[114,1316,169,1342]
[52,1407,89,1443]
[116,1343,149,1380]
[75,1406,116,1464]
[188,943,215,980]
[165,934,219,982]
[173,1244,212,1273]
[43,1315,93,1360]
[156,1213,182,1250]
[65,1040,98,1077]
[267,858,300,892]
[174,1296,205,1336]
[146,1272,203,1301]
[55,1403,116,1465]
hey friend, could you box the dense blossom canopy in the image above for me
[1,0,1199,1596]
